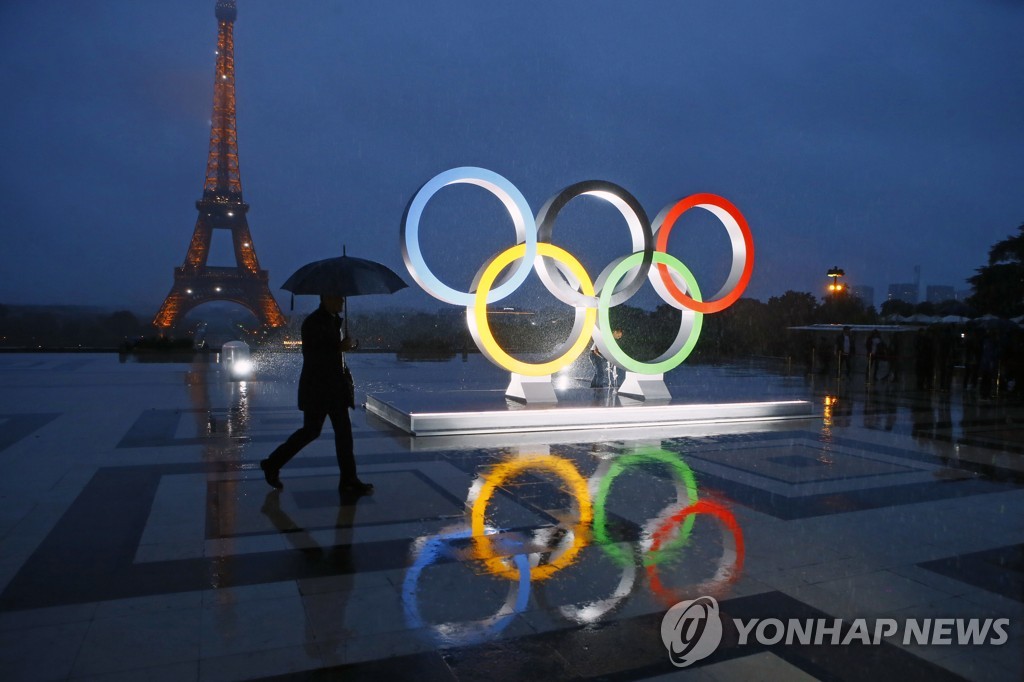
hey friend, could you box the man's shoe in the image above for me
[339,479,374,495]
[260,459,283,489]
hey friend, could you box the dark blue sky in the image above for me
[2,0,1023,316]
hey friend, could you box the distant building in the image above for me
[956,289,972,302]
[887,283,918,304]
[926,285,956,304]
[850,285,874,307]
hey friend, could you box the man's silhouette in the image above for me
[260,295,373,494]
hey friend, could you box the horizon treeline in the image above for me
[0,293,981,360]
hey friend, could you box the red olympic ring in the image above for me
[654,193,754,314]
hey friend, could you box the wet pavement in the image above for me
[0,352,1021,681]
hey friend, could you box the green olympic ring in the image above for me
[594,251,704,374]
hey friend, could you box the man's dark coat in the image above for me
[297,306,351,412]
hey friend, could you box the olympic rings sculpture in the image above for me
[403,447,745,642]
[402,167,754,378]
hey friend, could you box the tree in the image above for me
[766,291,819,329]
[968,223,1024,317]
[106,311,144,343]
[880,299,914,318]
[763,291,820,359]
[816,293,876,325]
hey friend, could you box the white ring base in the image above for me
[617,372,671,401]
[505,373,558,403]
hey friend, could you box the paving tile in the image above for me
[809,570,960,616]
[94,591,204,619]
[0,620,90,681]
[319,628,436,666]
[441,636,576,682]
[0,602,98,632]
[198,643,322,681]
[202,580,300,607]
[199,594,310,659]
[701,650,821,681]
[71,660,199,682]
[296,571,391,596]
[71,608,202,677]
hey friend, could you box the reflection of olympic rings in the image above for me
[469,454,592,581]
[402,167,754,376]
[645,499,746,606]
[554,554,637,625]
[402,526,531,646]
[590,448,700,568]
[405,448,746,640]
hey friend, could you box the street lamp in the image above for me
[826,266,846,296]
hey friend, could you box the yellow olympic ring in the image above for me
[470,454,593,581]
[470,243,598,377]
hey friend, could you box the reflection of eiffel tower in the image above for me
[154,0,285,331]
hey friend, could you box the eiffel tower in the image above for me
[154,0,285,332]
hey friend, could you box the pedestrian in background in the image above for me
[835,326,854,379]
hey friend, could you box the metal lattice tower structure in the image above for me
[154,0,285,332]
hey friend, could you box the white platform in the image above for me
[365,388,814,437]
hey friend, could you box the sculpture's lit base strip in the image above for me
[366,392,813,437]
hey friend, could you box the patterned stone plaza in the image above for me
[0,352,1021,681]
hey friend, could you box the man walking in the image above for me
[260,295,373,494]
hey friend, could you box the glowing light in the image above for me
[215,286,222,292]
[227,211,234,217]
[823,394,836,427]
[186,289,193,294]
[232,359,252,376]
[826,266,846,296]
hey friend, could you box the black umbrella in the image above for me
[281,248,408,355]
[281,248,408,298]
